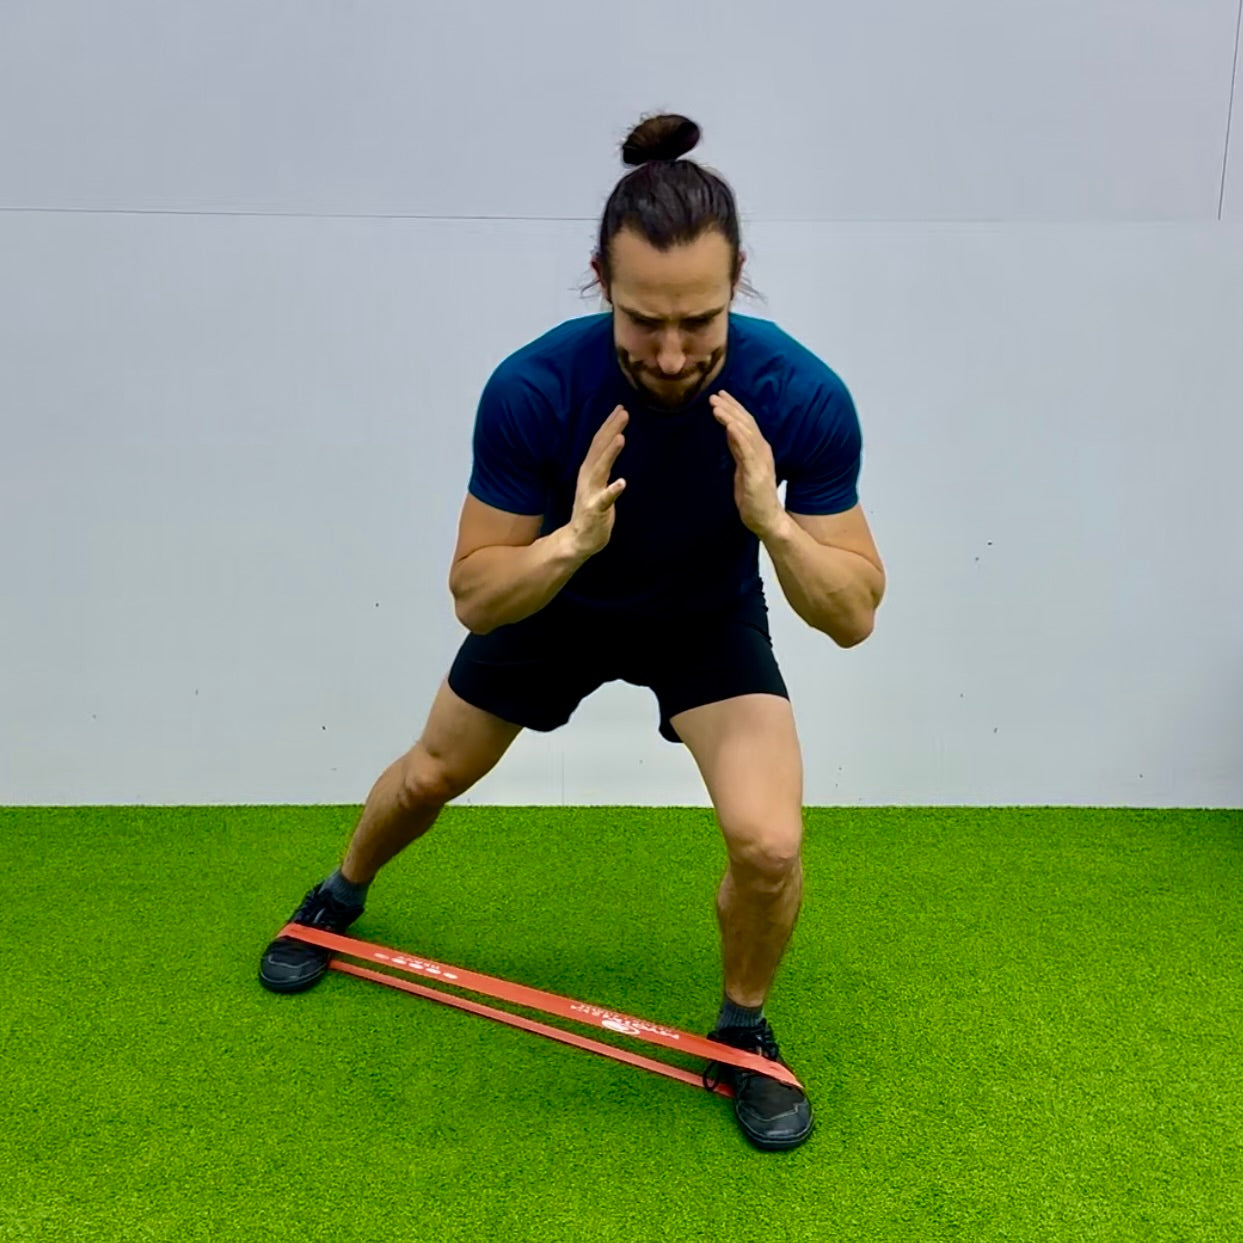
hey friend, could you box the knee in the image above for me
[398,744,458,809]
[726,826,803,887]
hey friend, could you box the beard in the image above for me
[618,345,725,412]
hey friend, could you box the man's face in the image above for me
[594,228,739,412]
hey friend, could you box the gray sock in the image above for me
[321,866,370,908]
[717,993,765,1032]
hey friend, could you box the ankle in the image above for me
[339,860,374,887]
[718,993,765,1031]
[323,866,371,907]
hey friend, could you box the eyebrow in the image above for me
[617,305,728,325]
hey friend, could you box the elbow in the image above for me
[839,585,883,647]
[836,613,876,649]
[450,579,479,634]
[450,565,494,635]
[453,599,482,635]
[452,592,492,637]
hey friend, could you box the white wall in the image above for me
[2,1,1240,808]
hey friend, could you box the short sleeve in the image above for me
[466,365,549,516]
[782,375,863,516]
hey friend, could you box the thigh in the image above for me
[669,691,804,871]
[410,676,525,799]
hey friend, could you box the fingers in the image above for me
[603,422,626,465]
[587,405,627,459]
[712,391,756,421]
[711,391,757,449]
[585,405,628,484]
[594,404,628,440]
[592,430,625,488]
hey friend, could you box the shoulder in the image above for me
[729,313,857,432]
[474,315,607,442]
[488,313,611,394]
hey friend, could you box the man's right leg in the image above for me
[339,677,526,884]
[258,677,524,993]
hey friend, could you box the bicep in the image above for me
[450,493,544,584]
[787,502,885,579]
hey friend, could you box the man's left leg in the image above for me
[670,692,805,1011]
[669,692,814,1150]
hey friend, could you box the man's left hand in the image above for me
[710,390,784,539]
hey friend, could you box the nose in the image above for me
[655,332,687,376]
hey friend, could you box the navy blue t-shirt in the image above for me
[467,311,862,621]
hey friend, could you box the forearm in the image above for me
[761,514,884,646]
[450,526,590,635]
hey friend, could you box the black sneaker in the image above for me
[702,1018,814,1151]
[258,881,365,994]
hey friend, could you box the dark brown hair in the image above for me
[579,112,763,305]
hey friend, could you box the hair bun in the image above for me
[621,113,701,167]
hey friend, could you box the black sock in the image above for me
[322,867,370,908]
[717,993,765,1031]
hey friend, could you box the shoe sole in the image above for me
[742,1118,815,1151]
[258,965,328,994]
[735,1100,815,1151]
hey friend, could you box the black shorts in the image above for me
[447,592,789,744]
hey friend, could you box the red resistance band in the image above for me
[279,924,804,1098]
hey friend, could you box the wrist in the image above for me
[554,523,594,567]
[759,509,796,547]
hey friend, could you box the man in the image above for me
[259,129,885,1153]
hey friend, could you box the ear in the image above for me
[591,254,610,301]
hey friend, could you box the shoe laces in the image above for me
[294,885,360,930]
[702,1017,782,1091]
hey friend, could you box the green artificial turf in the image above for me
[1,806,1240,1242]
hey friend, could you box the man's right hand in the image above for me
[568,404,628,558]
